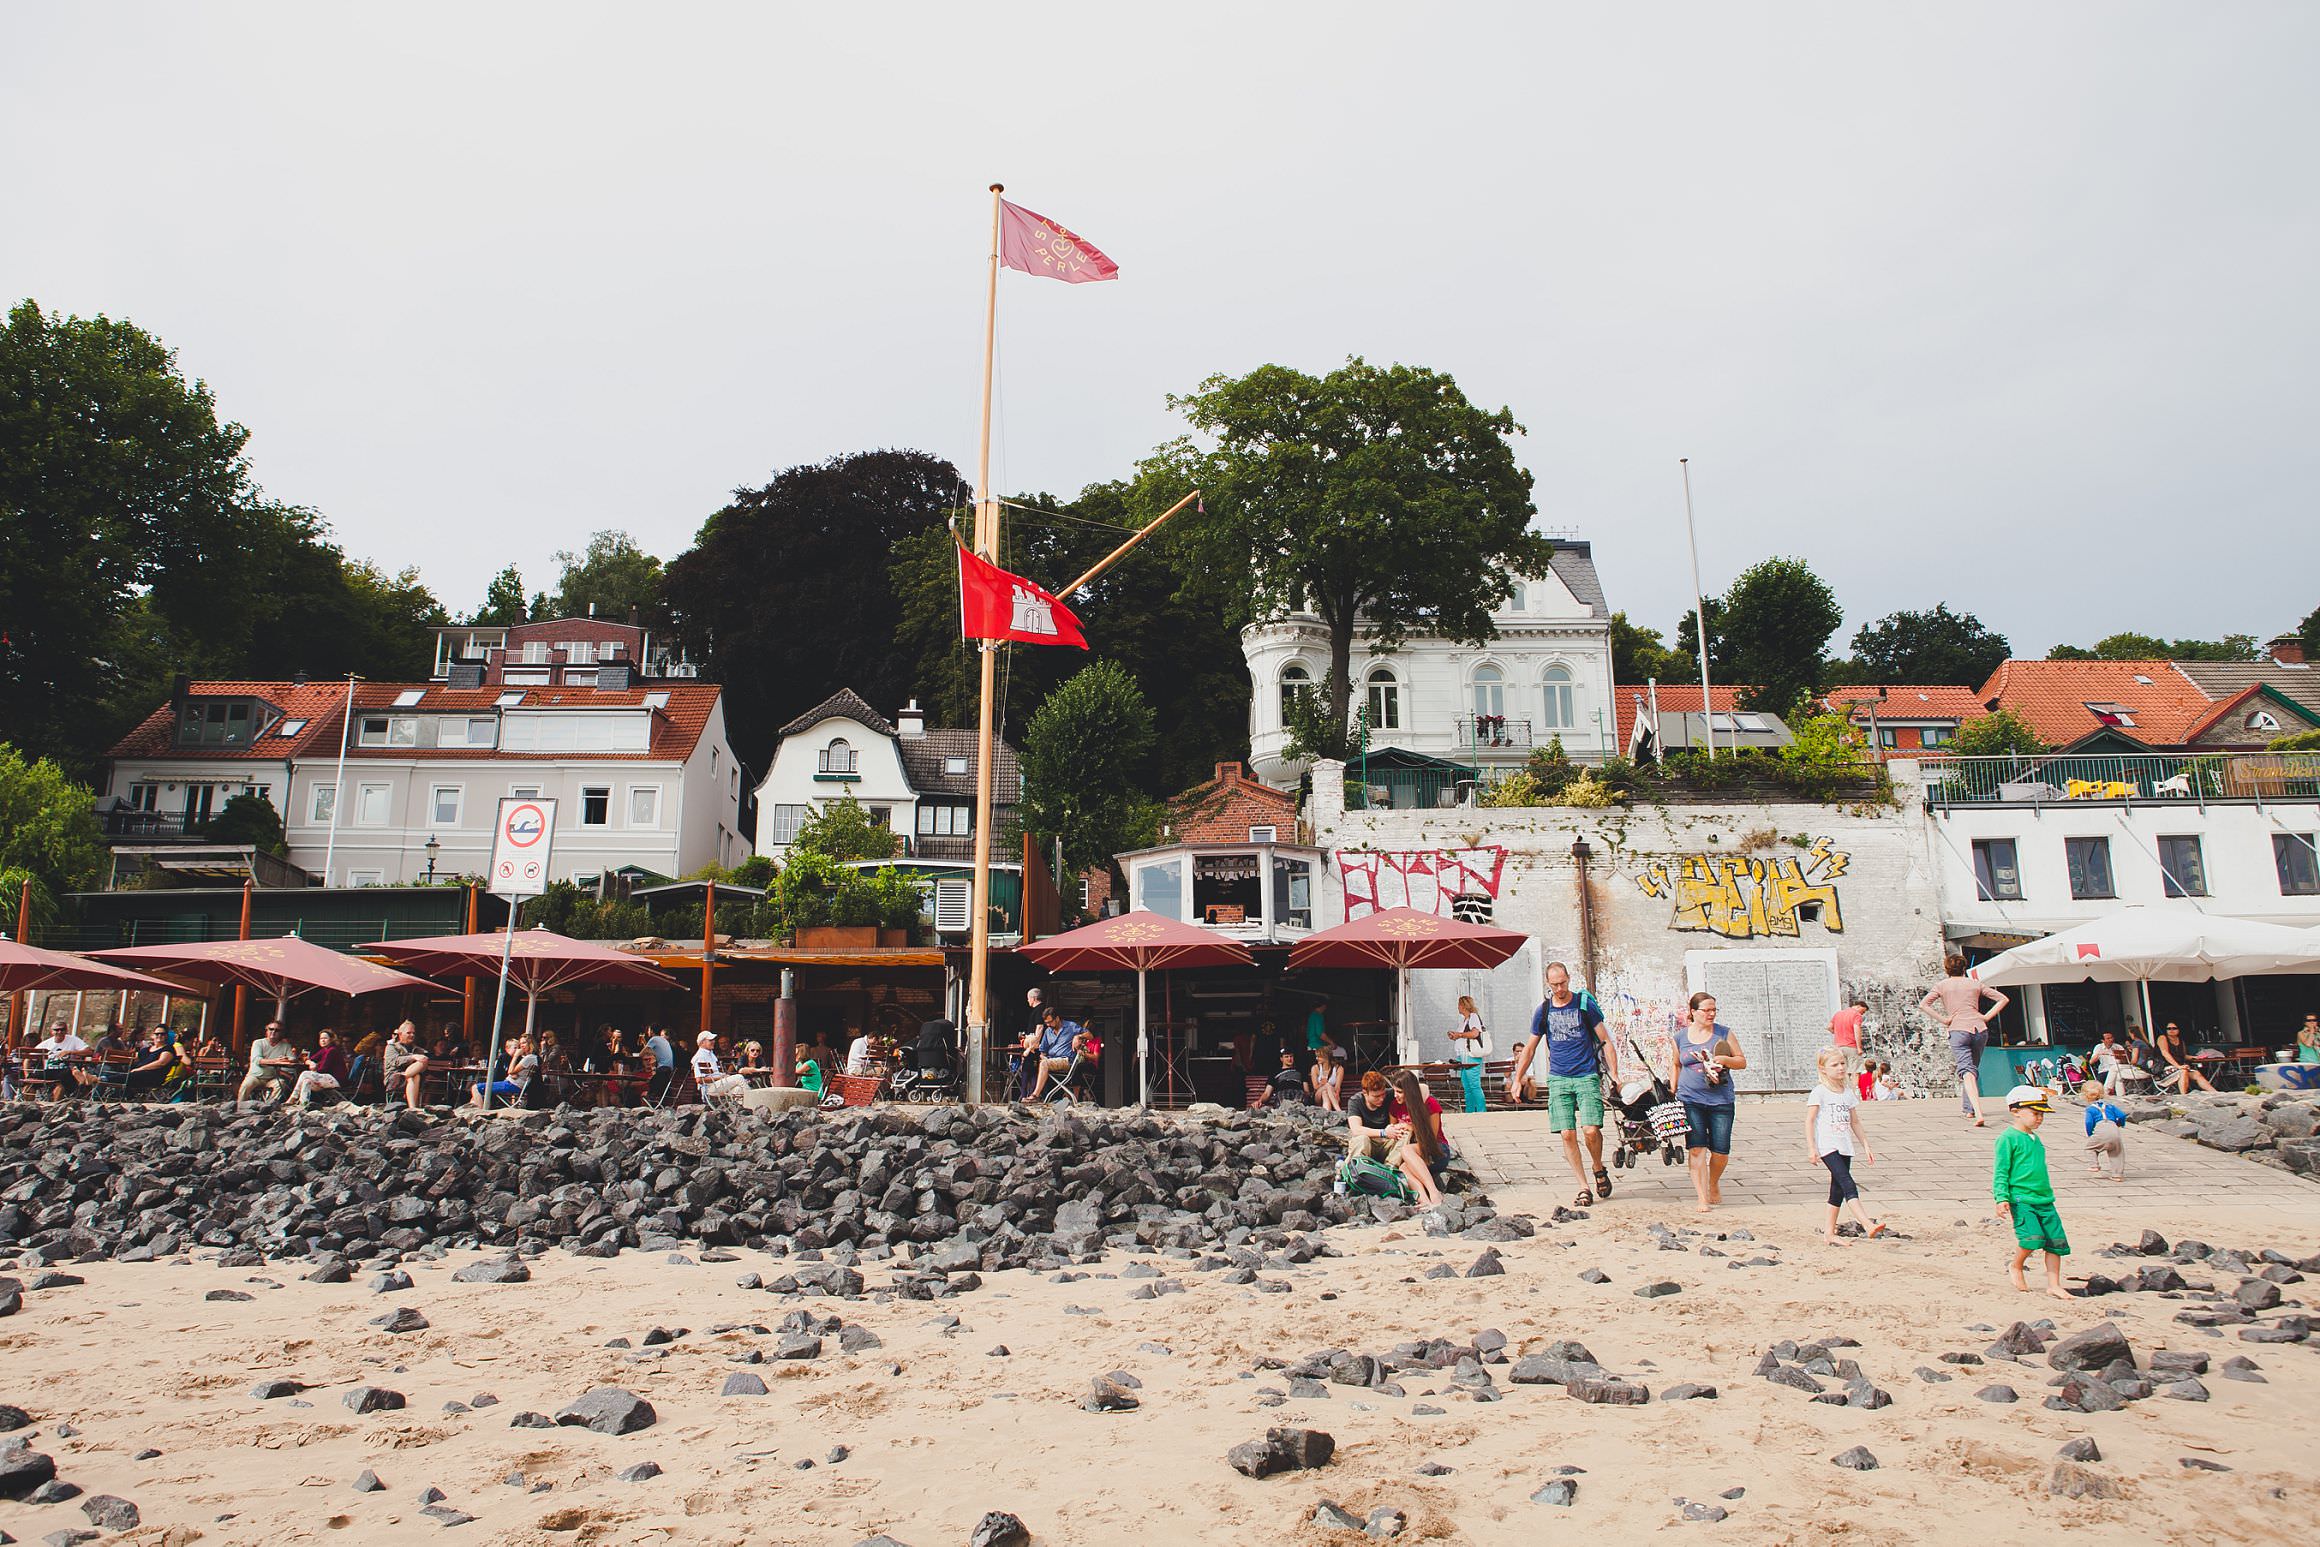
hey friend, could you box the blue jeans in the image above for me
[1452,1058,1486,1113]
[1683,1100,1735,1155]
[475,1079,520,1102]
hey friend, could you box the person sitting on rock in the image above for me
[1387,1069,1448,1207]
[290,1028,348,1106]
[1346,1070,1404,1164]
[692,1029,750,1104]
[1259,1046,1310,1107]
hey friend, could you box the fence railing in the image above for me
[1920,750,2320,806]
[1458,715,1535,755]
[1345,767,1498,811]
[36,917,464,954]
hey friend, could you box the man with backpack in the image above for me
[1508,961,1621,1208]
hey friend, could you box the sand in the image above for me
[3,1197,2315,1546]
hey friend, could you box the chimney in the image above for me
[1215,761,1243,787]
[897,699,926,738]
[2270,635,2307,665]
[587,601,597,618]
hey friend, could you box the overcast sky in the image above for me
[7,3,2314,660]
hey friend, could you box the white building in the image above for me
[1242,541,1618,785]
[101,678,745,887]
[752,691,1020,863]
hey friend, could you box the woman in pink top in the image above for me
[1920,954,2009,1127]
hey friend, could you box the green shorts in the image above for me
[1546,1073,1604,1133]
[2007,1199,2070,1256]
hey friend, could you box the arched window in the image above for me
[1365,667,1401,731]
[1506,582,1526,613]
[820,737,856,775]
[1472,665,1504,719]
[1542,666,1574,731]
[1279,662,1312,724]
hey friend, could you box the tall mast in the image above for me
[964,183,1005,1103]
[1680,458,1716,759]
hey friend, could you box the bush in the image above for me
[1950,708,2044,758]
[2268,729,2320,752]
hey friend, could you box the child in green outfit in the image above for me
[1993,1083,2071,1301]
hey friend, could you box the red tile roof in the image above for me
[1611,683,1745,749]
[107,681,723,764]
[1973,660,2211,747]
[1821,685,1988,723]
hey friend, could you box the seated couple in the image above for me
[1345,1069,1449,1208]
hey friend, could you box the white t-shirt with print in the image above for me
[1807,1084,1859,1156]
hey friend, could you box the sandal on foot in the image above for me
[1574,1189,1594,1208]
[1593,1166,1613,1200]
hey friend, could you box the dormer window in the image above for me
[2248,710,2281,733]
[2084,702,2135,728]
[176,698,268,747]
[944,755,969,775]
[819,738,858,775]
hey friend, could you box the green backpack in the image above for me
[1338,1154,1413,1201]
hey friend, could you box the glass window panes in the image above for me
[1972,838,2023,901]
[581,786,611,826]
[355,784,390,826]
[1922,725,1954,745]
[1279,663,1312,723]
[1134,857,1185,918]
[2066,835,2116,899]
[1472,665,1503,719]
[2274,833,2319,897]
[430,786,460,825]
[916,802,971,836]
[499,713,650,753]
[2159,835,2207,897]
[1542,666,1574,730]
[767,804,810,845]
[357,716,390,746]
[1365,668,1400,730]
[629,787,658,827]
[309,784,335,823]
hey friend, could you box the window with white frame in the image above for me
[564,670,597,688]
[309,783,336,823]
[1472,665,1504,720]
[916,801,972,837]
[564,641,596,664]
[628,786,660,827]
[767,803,811,846]
[508,784,541,799]
[438,717,497,749]
[819,738,857,774]
[1505,581,1526,612]
[1364,667,1400,731]
[1279,662,1312,724]
[346,870,384,887]
[1542,665,1574,730]
[356,716,391,747]
[355,783,391,826]
[1922,725,1954,746]
[430,786,462,826]
[520,641,549,664]
[580,785,611,826]
[504,671,549,686]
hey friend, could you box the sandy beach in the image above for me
[5,1163,2315,1547]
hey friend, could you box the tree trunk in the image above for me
[1325,610,1356,761]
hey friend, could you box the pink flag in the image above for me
[998,199,1119,284]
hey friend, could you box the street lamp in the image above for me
[423,834,441,884]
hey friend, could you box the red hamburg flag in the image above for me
[958,547,1088,648]
[998,199,1119,284]
[2076,943,2102,959]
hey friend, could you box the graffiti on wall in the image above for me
[1337,847,1508,920]
[1633,837,1850,939]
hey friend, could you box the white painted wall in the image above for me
[751,715,918,858]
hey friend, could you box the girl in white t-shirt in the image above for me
[1804,1045,1887,1245]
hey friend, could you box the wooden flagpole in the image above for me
[1056,489,1200,597]
[964,182,1006,1105]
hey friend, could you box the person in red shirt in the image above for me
[1828,997,1866,1067]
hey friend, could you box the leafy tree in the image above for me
[2298,603,2319,661]
[888,478,1250,795]
[1950,708,2045,757]
[1610,611,1686,684]
[1846,604,2011,686]
[0,744,106,912]
[1671,597,1725,675]
[552,530,664,623]
[1145,358,1550,759]
[665,450,961,771]
[2269,728,2320,752]
[198,791,286,854]
[1018,662,1163,876]
[791,793,900,862]
[1717,557,1843,715]
[471,565,530,627]
[2049,631,2261,663]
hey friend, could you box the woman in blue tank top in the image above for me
[1675,991,1747,1214]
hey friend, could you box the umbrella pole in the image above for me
[2139,979,2154,1042]
[482,915,518,1112]
[1138,967,1149,1110]
[1400,965,1413,1066]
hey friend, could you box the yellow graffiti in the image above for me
[1633,838,1850,938]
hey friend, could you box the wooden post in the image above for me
[700,881,717,1041]
[772,968,797,1088]
[462,882,479,1043]
[231,879,253,1058]
[7,876,29,1047]
[963,180,1006,1106]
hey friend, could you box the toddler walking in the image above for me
[1993,1084,2071,1300]
[1805,1046,1886,1244]
[2080,1079,2127,1182]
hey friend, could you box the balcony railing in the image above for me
[99,809,208,840]
[1458,714,1534,755]
[1921,751,2320,807]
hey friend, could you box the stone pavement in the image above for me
[1444,1098,2320,1214]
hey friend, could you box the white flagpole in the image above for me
[965,182,1006,1105]
[1679,459,1716,759]
[320,673,359,884]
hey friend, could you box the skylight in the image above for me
[643,691,669,710]
[392,689,425,707]
[944,755,969,775]
[495,691,525,708]
[2131,674,2153,686]
[276,718,307,737]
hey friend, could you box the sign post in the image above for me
[482,796,556,1110]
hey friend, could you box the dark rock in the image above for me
[1635,1281,1682,1299]
[204,1289,253,1302]
[1530,1479,1578,1506]
[1414,1462,1453,1476]
[721,1373,767,1397]
[1976,1384,2018,1403]
[2047,1375,2125,1414]
[251,1378,305,1400]
[1682,1502,1729,1522]
[451,1259,530,1285]
[1578,1268,1610,1284]
[774,1333,824,1361]
[354,1470,384,1492]
[554,1388,656,1435]
[967,1510,1030,1547]
[509,1411,555,1429]
[2163,1378,2210,1401]
[1831,1447,1878,1471]
[2056,1437,2101,1463]
[74,1491,136,1531]
[2049,1462,2120,1500]
[370,1271,413,1294]
[1313,1500,1364,1531]
[1765,1366,1825,1395]
[1228,1427,1334,1478]
[1661,1383,1718,1401]
[1363,1505,1407,1538]
[2136,1230,2169,1255]
[1938,1351,1983,1366]
[2219,1356,2265,1382]
[2179,1457,2231,1472]
[614,1461,662,1482]
[2047,1323,2133,1372]
[0,1406,26,1432]
[1567,1376,1649,1405]
[27,1479,78,1504]
[420,1504,476,1526]
[370,1307,429,1334]
[1467,1249,1505,1278]
[1083,1377,1139,1413]
[341,1386,405,1415]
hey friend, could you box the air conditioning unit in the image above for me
[1247,825,1278,843]
[933,878,972,934]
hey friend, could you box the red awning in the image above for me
[1018,910,1254,973]
[0,939,188,996]
[361,930,684,995]
[93,935,441,1000]
[1287,907,1528,972]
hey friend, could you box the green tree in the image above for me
[197,791,286,854]
[1146,358,1550,759]
[2049,631,2261,663]
[1672,597,1725,676]
[1018,662,1163,876]
[1950,708,2045,757]
[665,450,961,771]
[470,565,530,627]
[1610,611,1685,685]
[552,530,664,623]
[1846,604,2011,686]
[791,793,900,862]
[1717,557,1843,714]
[0,744,105,919]
[2297,603,2319,661]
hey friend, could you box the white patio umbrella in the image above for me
[1971,911,2320,1047]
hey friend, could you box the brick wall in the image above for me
[1166,762,1298,845]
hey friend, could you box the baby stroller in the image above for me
[889,1019,960,1103]
[1607,1037,1689,1169]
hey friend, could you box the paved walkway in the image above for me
[1444,1098,2320,1213]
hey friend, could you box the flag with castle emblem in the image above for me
[957,546,1088,648]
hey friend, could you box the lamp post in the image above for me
[423,835,441,884]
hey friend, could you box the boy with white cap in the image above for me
[1992,1083,2070,1301]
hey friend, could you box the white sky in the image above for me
[6,3,2314,658]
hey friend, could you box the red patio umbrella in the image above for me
[93,934,442,1021]
[2,939,190,1049]
[1019,910,1253,1107]
[1287,907,1529,1063]
[361,929,683,1076]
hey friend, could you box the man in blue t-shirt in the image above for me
[1508,961,1620,1206]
